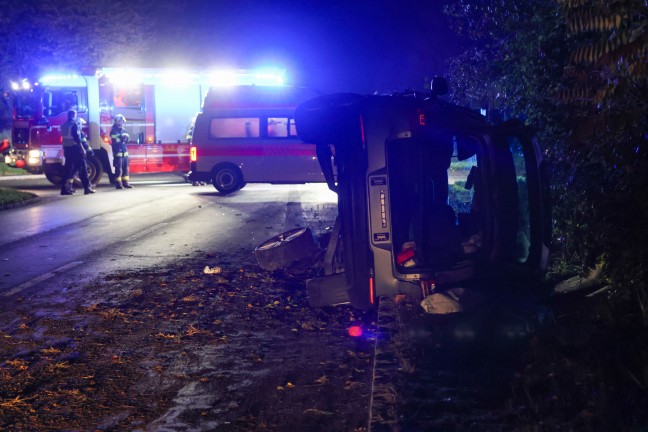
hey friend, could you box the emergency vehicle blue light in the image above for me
[39,74,81,84]
[209,69,286,87]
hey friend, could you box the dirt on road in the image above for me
[0,247,376,431]
[1,237,648,431]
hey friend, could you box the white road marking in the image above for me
[3,261,84,297]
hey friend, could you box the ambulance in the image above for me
[188,85,325,194]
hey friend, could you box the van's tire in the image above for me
[212,164,244,194]
[255,227,321,271]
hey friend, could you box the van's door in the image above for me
[244,115,322,183]
[485,120,551,281]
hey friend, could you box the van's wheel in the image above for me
[212,165,243,194]
[255,227,321,271]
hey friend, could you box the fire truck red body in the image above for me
[5,68,208,185]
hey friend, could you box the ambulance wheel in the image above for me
[255,227,321,271]
[212,164,243,194]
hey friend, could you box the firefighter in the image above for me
[71,117,96,193]
[60,110,95,195]
[110,114,132,189]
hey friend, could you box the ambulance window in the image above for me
[288,118,298,137]
[267,117,289,137]
[210,118,260,138]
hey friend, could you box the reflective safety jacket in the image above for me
[61,120,81,148]
[110,125,130,157]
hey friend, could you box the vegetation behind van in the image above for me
[188,85,325,194]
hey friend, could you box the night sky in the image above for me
[148,0,461,94]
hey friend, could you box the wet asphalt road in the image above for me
[0,174,336,300]
[1,173,383,431]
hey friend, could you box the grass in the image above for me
[0,188,36,207]
[0,163,34,208]
[0,163,27,176]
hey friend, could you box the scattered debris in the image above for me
[254,227,321,271]
[419,287,488,315]
[203,266,222,274]
[420,290,463,314]
[554,261,605,294]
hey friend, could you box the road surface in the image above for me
[0,174,337,299]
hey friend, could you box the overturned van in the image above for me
[294,89,551,309]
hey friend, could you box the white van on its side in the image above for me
[188,85,324,194]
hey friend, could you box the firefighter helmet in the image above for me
[114,114,126,123]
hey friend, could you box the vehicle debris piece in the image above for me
[203,266,222,274]
[553,261,604,295]
[420,289,463,315]
[419,287,489,315]
[254,227,321,271]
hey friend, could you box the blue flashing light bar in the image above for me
[39,74,81,83]
[209,69,286,87]
[100,67,286,88]
[34,68,287,89]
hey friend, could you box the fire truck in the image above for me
[4,68,240,185]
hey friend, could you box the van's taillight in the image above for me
[190,146,197,162]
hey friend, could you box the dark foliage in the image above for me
[0,0,159,83]
[443,0,648,316]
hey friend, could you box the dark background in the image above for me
[148,0,461,93]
